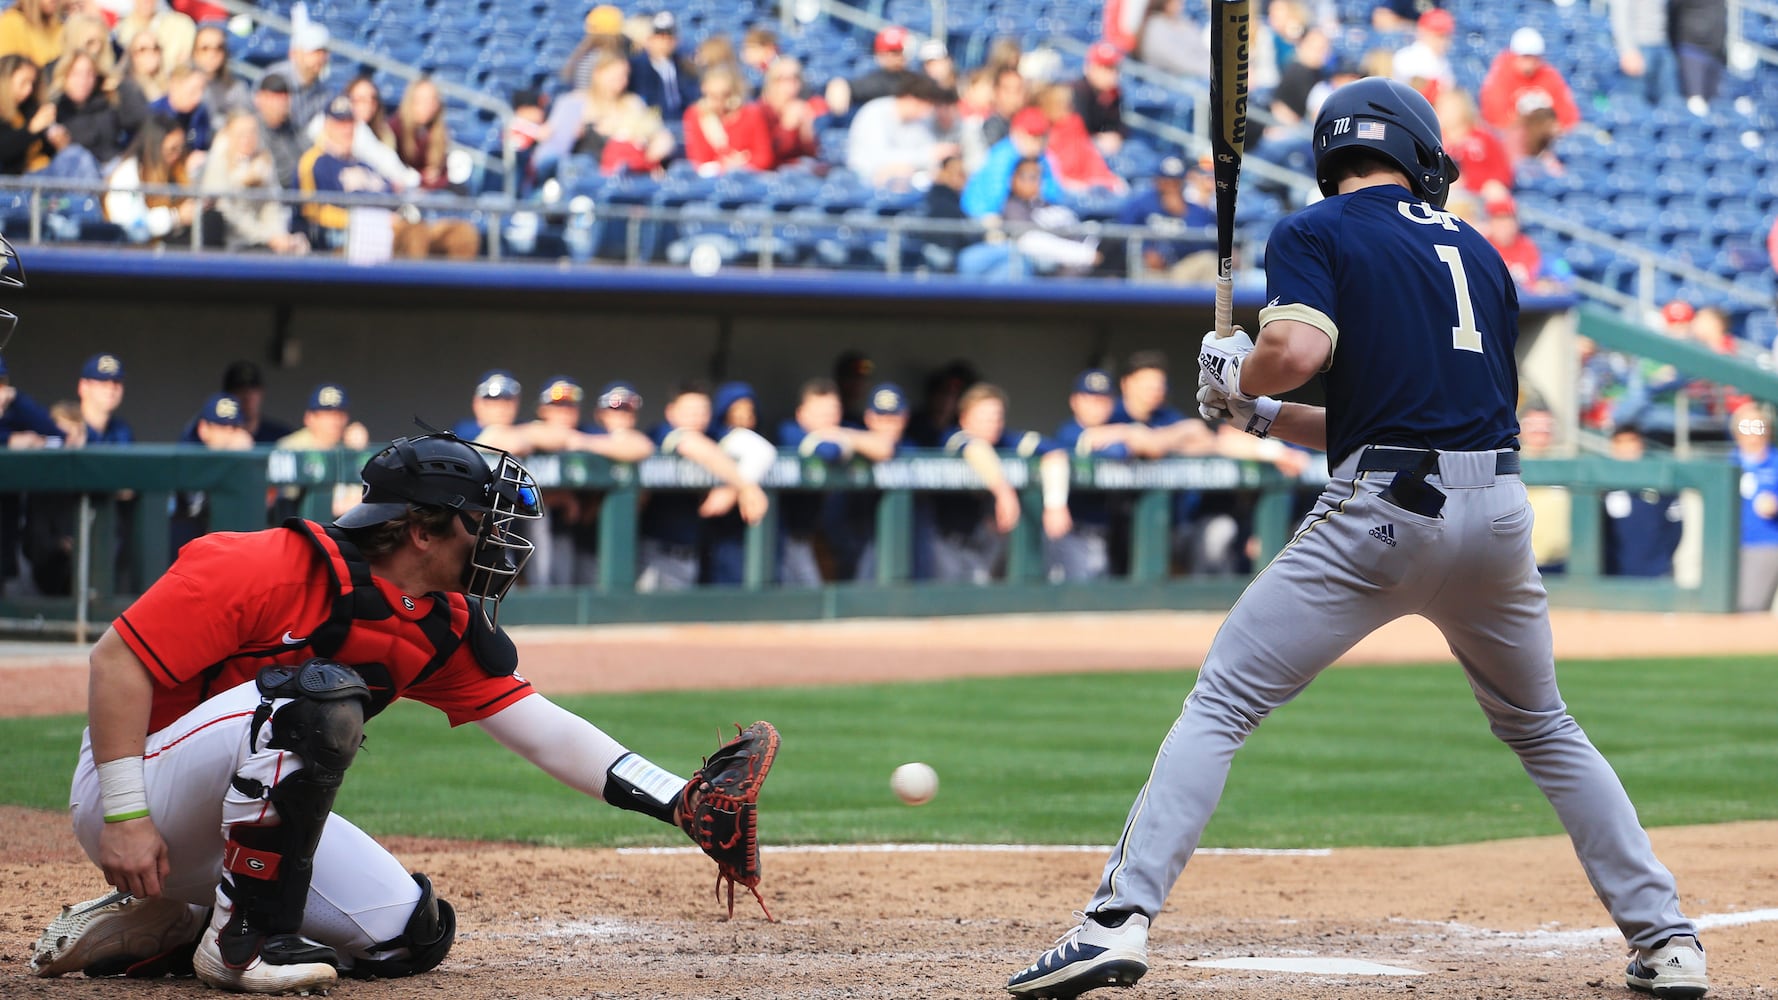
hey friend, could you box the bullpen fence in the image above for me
[0,447,1741,639]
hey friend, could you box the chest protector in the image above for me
[284,519,517,717]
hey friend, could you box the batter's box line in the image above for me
[1394,906,1778,951]
[615,844,1334,857]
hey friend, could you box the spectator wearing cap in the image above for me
[298,92,479,258]
[1602,424,1684,577]
[262,19,331,140]
[1134,0,1211,81]
[702,380,778,585]
[828,24,922,119]
[1433,88,1513,204]
[218,360,293,444]
[961,105,1064,217]
[252,72,302,189]
[779,377,904,586]
[170,391,253,556]
[1072,41,1126,156]
[451,368,523,442]
[627,11,698,119]
[1482,195,1570,294]
[273,382,369,520]
[1114,154,1216,281]
[637,381,769,592]
[845,74,952,189]
[843,382,914,581]
[1479,28,1579,163]
[1391,7,1456,103]
[275,382,368,451]
[1047,367,1131,582]
[77,352,132,445]
[562,3,628,93]
[918,38,956,90]
[1733,401,1778,612]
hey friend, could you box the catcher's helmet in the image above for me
[1312,77,1459,207]
[336,432,542,626]
[0,234,27,354]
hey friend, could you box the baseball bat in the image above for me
[1208,0,1252,341]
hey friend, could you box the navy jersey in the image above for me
[1055,419,1131,526]
[1603,488,1682,578]
[638,421,703,547]
[87,417,134,445]
[1260,184,1521,465]
[0,389,58,438]
[933,427,1058,536]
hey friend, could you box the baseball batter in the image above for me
[30,431,778,994]
[1008,78,1708,1000]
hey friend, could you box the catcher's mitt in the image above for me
[679,721,780,921]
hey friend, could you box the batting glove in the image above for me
[1196,384,1281,439]
[1199,329,1256,401]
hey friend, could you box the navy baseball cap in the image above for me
[81,352,125,382]
[323,93,355,121]
[307,382,349,411]
[1156,156,1187,179]
[200,392,246,427]
[538,375,584,406]
[598,380,642,410]
[867,382,908,415]
[1073,368,1115,396]
[712,380,756,422]
[475,369,521,400]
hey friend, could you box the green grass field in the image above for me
[3,656,1774,850]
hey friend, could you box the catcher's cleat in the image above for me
[679,720,780,921]
[194,911,339,996]
[1626,935,1709,999]
[31,892,207,979]
[1007,910,1149,999]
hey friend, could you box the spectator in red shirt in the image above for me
[1479,28,1580,160]
[1435,88,1513,203]
[683,63,772,174]
[1484,195,1561,293]
[1034,83,1125,194]
[1071,41,1125,155]
[757,55,821,166]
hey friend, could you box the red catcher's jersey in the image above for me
[116,523,532,734]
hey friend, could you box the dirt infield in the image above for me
[4,609,1775,999]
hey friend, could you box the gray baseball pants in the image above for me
[1089,448,1696,953]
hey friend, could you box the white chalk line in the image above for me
[1419,906,1778,951]
[614,843,1333,857]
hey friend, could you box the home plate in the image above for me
[1187,957,1424,976]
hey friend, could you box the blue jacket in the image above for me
[961,140,1066,218]
[627,53,700,117]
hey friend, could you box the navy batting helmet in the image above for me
[1312,77,1459,208]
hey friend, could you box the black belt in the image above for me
[1356,449,1521,475]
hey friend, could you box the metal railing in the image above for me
[0,176,1241,280]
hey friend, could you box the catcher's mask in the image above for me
[336,431,542,628]
[0,234,26,353]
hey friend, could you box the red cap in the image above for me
[1419,8,1455,34]
[1484,195,1517,217]
[1087,41,1123,67]
[1011,106,1051,137]
[874,26,909,53]
[1663,300,1695,325]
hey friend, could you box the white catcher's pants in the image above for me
[70,680,420,958]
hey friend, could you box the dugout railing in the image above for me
[0,447,1741,640]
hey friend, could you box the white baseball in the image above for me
[890,762,938,806]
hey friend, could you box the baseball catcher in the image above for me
[30,431,781,994]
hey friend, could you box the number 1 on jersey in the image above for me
[1434,244,1484,354]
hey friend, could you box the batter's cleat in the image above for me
[1626,935,1709,998]
[194,921,339,995]
[30,892,207,978]
[1007,910,1149,999]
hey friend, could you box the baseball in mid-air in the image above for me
[890,762,938,806]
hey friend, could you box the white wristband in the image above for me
[1246,396,1282,439]
[98,756,149,823]
[1040,455,1071,511]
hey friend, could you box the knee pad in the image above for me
[346,873,456,979]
